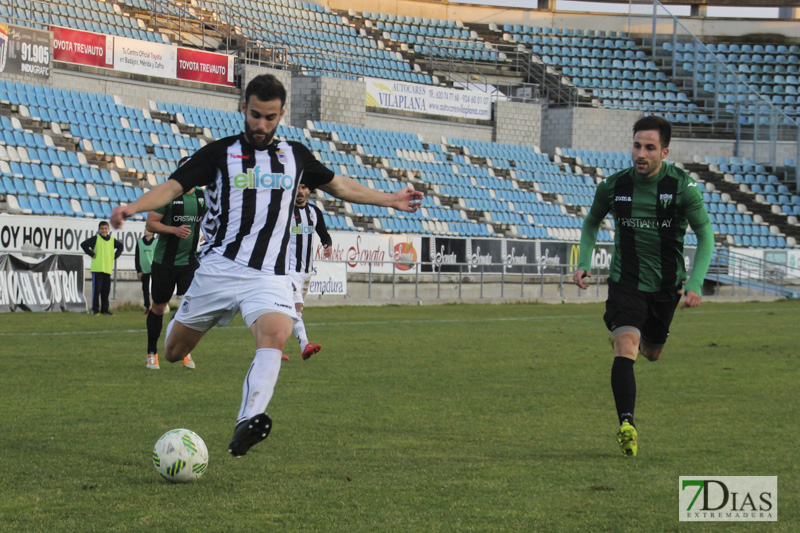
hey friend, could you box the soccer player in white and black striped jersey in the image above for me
[111,74,423,458]
[285,182,332,362]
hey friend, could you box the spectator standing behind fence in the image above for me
[135,229,156,312]
[285,183,333,361]
[572,116,714,458]
[80,220,123,316]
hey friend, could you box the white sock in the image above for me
[293,316,309,352]
[237,348,283,423]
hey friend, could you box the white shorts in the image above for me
[288,271,313,305]
[174,252,296,331]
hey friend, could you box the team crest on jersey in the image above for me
[659,193,674,208]
[277,151,288,165]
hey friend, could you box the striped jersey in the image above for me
[170,134,335,274]
[289,202,332,274]
[152,188,206,268]
[578,163,711,292]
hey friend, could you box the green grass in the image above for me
[0,301,797,532]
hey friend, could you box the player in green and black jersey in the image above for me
[144,156,207,370]
[572,116,714,457]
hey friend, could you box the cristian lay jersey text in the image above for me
[580,163,711,292]
[170,135,334,275]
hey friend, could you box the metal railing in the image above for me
[315,252,800,302]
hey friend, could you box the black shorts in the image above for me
[150,262,199,304]
[603,280,681,347]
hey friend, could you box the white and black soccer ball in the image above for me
[152,429,209,483]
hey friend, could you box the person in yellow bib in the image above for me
[81,220,123,315]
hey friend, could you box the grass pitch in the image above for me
[0,300,797,532]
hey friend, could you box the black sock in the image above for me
[146,311,164,354]
[611,356,636,427]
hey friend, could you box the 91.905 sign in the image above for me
[0,23,51,79]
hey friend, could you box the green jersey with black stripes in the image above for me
[577,163,712,293]
[153,188,207,267]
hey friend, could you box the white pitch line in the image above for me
[0,306,795,337]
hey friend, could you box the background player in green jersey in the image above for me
[572,116,715,457]
[135,229,156,312]
[145,157,206,370]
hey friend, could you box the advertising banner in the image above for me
[503,240,538,273]
[0,214,146,271]
[467,238,504,273]
[51,26,113,68]
[0,23,50,78]
[176,47,235,86]
[325,232,421,274]
[421,236,468,273]
[365,77,491,120]
[566,242,615,276]
[0,253,86,312]
[307,261,347,296]
[114,35,176,78]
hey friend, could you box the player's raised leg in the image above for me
[229,311,293,457]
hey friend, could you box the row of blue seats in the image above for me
[666,42,800,55]
[716,223,772,237]
[686,61,800,75]
[732,235,790,248]
[366,12,463,29]
[501,24,622,39]
[0,176,138,204]
[378,217,433,235]
[8,194,116,219]
[3,161,114,185]
[377,22,472,40]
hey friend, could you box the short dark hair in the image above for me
[633,115,671,148]
[244,74,286,108]
[98,220,109,229]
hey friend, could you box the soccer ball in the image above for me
[152,429,209,483]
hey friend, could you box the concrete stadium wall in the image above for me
[541,106,641,156]
[50,70,238,113]
[668,138,800,165]
[494,100,542,148]
[290,75,366,129]
[364,112,493,144]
